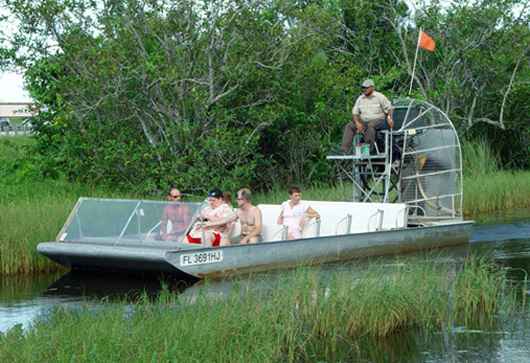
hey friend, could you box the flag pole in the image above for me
[408,28,421,95]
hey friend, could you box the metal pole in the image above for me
[408,29,422,95]
[117,201,142,243]
[377,209,384,231]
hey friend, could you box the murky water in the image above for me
[1,211,530,361]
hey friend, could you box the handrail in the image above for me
[335,214,352,235]
[271,225,288,240]
[395,205,426,228]
[146,221,161,237]
[303,217,321,237]
[367,209,384,231]
[116,201,142,244]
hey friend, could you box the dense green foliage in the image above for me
[0,258,521,362]
[1,0,528,193]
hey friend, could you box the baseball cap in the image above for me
[207,188,223,198]
[361,79,375,88]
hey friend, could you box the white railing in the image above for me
[0,124,34,136]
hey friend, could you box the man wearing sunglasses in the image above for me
[160,187,191,241]
[341,79,393,154]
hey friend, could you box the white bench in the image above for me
[256,201,408,242]
[305,201,408,235]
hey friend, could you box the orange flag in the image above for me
[418,31,435,52]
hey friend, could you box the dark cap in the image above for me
[207,188,223,198]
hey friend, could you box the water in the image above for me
[1,212,530,361]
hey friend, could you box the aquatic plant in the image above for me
[463,171,530,216]
[462,139,499,177]
[0,257,521,362]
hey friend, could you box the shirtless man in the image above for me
[277,186,320,240]
[187,188,236,247]
[160,187,191,240]
[236,188,262,244]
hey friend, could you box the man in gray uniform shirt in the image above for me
[341,79,394,153]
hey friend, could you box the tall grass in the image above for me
[0,180,134,275]
[462,138,499,177]
[464,171,530,216]
[0,273,60,301]
[462,139,530,215]
[0,258,521,362]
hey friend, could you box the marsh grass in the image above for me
[0,273,60,301]
[461,140,530,215]
[462,139,499,177]
[463,171,530,215]
[0,195,75,275]
[0,180,134,275]
[0,258,521,362]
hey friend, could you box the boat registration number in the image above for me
[180,250,223,266]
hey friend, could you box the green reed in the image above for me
[0,180,132,275]
[462,138,500,177]
[0,257,521,362]
[464,171,530,216]
[461,139,530,215]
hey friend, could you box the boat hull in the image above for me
[170,221,473,278]
[37,242,179,273]
[38,221,473,278]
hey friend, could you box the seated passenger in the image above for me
[187,188,236,247]
[277,186,320,240]
[160,187,191,241]
[236,188,262,244]
[223,191,233,206]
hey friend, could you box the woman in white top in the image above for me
[277,186,320,240]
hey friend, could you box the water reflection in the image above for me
[0,272,197,332]
[43,271,195,301]
[0,273,77,332]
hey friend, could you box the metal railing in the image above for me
[0,124,34,136]
[367,209,385,231]
[335,214,352,235]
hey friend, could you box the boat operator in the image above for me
[340,79,394,154]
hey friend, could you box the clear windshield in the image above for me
[57,198,202,244]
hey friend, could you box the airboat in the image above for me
[37,99,473,278]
